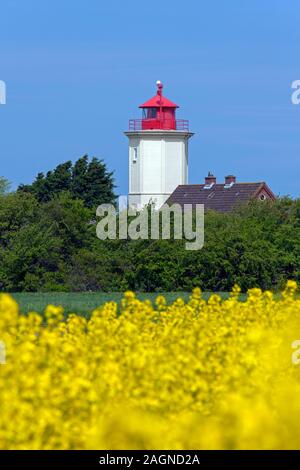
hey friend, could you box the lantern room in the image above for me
[128,81,189,131]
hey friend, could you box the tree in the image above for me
[0,176,10,195]
[3,190,300,293]
[48,161,73,195]
[82,157,115,208]
[0,191,93,291]
[18,155,115,208]
[72,155,89,201]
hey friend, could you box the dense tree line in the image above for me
[17,155,115,208]
[0,164,300,292]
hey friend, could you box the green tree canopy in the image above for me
[2,189,300,293]
[0,176,11,195]
[18,155,115,208]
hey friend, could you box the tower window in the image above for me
[132,147,138,162]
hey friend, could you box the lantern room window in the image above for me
[143,108,157,119]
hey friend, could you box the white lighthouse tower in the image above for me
[125,81,194,208]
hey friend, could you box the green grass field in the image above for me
[10,291,247,316]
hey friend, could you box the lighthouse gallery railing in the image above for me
[128,119,189,131]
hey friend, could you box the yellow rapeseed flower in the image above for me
[0,282,299,449]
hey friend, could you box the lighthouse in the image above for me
[125,81,194,209]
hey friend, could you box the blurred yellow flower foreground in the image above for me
[1,282,300,449]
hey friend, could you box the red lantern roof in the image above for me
[139,81,179,108]
[128,81,189,131]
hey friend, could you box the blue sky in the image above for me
[0,0,299,196]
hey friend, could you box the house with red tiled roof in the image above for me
[167,173,276,213]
